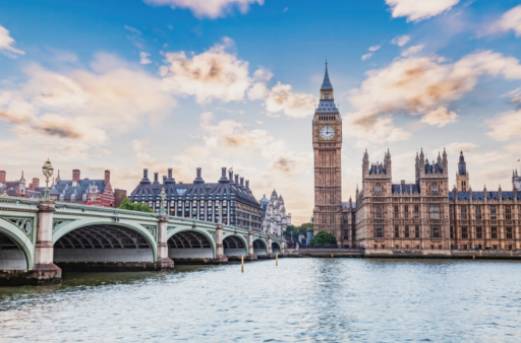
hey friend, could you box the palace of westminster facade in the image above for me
[313,65,521,254]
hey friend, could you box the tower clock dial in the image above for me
[319,126,335,140]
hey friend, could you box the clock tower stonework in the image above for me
[312,63,342,242]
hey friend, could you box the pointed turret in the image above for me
[319,61,334,101]
[456,150,469,192]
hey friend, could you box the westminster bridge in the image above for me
[0,197,284,284]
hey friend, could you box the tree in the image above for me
[310,231,337,248]
[118,198,153,213]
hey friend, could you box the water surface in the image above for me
[1,258,520,342]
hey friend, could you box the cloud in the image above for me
[361,44,381,61]
[139,51,151,65]
[144,0,264,19]
[401,44,424,57]
[487,109,521,141]
[421,107,457,127]
[0,53,176,144]
[493,5,521,37]
[264,82,315,118]
[391,35,411,47]
[347,50,521,142]
[385,0,459,22]
[161,38,314,117]
[0,25,25,56]
[506,87,521,105]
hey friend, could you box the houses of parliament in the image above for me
[312,64,521,255]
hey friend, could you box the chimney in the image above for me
[218,167,228,183]
[153,172,159,183]
[104,170,111,184]
[245,180,250,189]
[197,167,202,179]
[143,168,148,179]
[240,177,244,187]
[31,177,40,190]
[72,169,81,183]
[235,174,239,184]
[168,168,173,179]
[0,170,5,183]
[228,169,233,181]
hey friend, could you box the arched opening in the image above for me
[272,242,281,254]
[0,232,28,271]
[223,235,247,259]
[168,230,215,263]
[53,224,155,271]
[253,239,267,257]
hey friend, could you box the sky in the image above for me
[0,0,521,224]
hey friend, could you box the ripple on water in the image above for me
[1,259,521,342]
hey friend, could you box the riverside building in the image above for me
[313,64,521,255]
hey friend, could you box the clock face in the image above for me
[319,126,335,140]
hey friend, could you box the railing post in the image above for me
[156,216,174,270]
[247,230,256,260]
[31,200,61,283]
[215,224,228,262]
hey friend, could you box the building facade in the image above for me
[129,167,262,231]
[312,63,343,242]
[0,168,116,207]
[260,190,291,237]
[312,65,521,254]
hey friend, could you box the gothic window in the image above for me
[375,225,384,239]
[429,205,441,220]
[404,205,409,219]
[431,226,441,239]
[375,205,384,219]
[505,206,512,220]
[476,226,483,239]
[430,183,439,195]
[414,205,419,218]
[394,226,399,238]
[460,207,468,220]
[450,226,454,239]
[405,226,410,239]
[415,225,420,239]
[506,227,513,239]
[475,206,482,220]
[394,206,399,218]
[489,206,497,221]
[491,226,498,239]
[462,226,468,239]
[373,183,383,195]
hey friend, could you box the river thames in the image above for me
[1,258,520,342]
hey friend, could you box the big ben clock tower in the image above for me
[312,63,342,242]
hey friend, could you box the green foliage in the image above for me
[310,231,337,248]
[118,198,153,213]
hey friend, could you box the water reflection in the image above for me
[1,258,520,342]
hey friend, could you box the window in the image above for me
[430,183,439,194]
[415,225,420,239]
[405,226,410,239]
[394,206,399,218]
[476,226,483,239]
[460,207,468,220]
[394,226,400,238]
[491,226,498,239]
[506,227,513,240]
[404,205,409,219]
[475,206,482,220]
[462,226,468,239]
[429,205,441,220]
[505,206,512,221]
[374,183,383,195]
[490,206,497,221]
[414,205,420,218]
[375,205,384,219]
[375,225,384,239]
[431,226,441,239]
[450,226,455,239]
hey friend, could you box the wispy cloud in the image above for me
[492,5,521,37]
[385,0,459,22]
[361,44,381,61]
[391,34,411,47]
[0,24,25,57]
[144,0,264,19]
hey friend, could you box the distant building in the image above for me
[259,190,291,237]
[114,189,128,208]
[0,168,118,208]
[50,169,115,207]
[129,167,262,231]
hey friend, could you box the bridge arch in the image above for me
[253,238,268,257]
[53,219,157,266]
[271,241,281,253]
[167,227,216,261]
[223,233,248,258]
[0,218,33,270]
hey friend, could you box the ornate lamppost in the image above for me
[42,159,54,201]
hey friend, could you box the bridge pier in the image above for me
[267,237,273,257]
[247,231,257,260]
[215,224,228,263]
[156,216,175,270]
[30,201,61,284]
